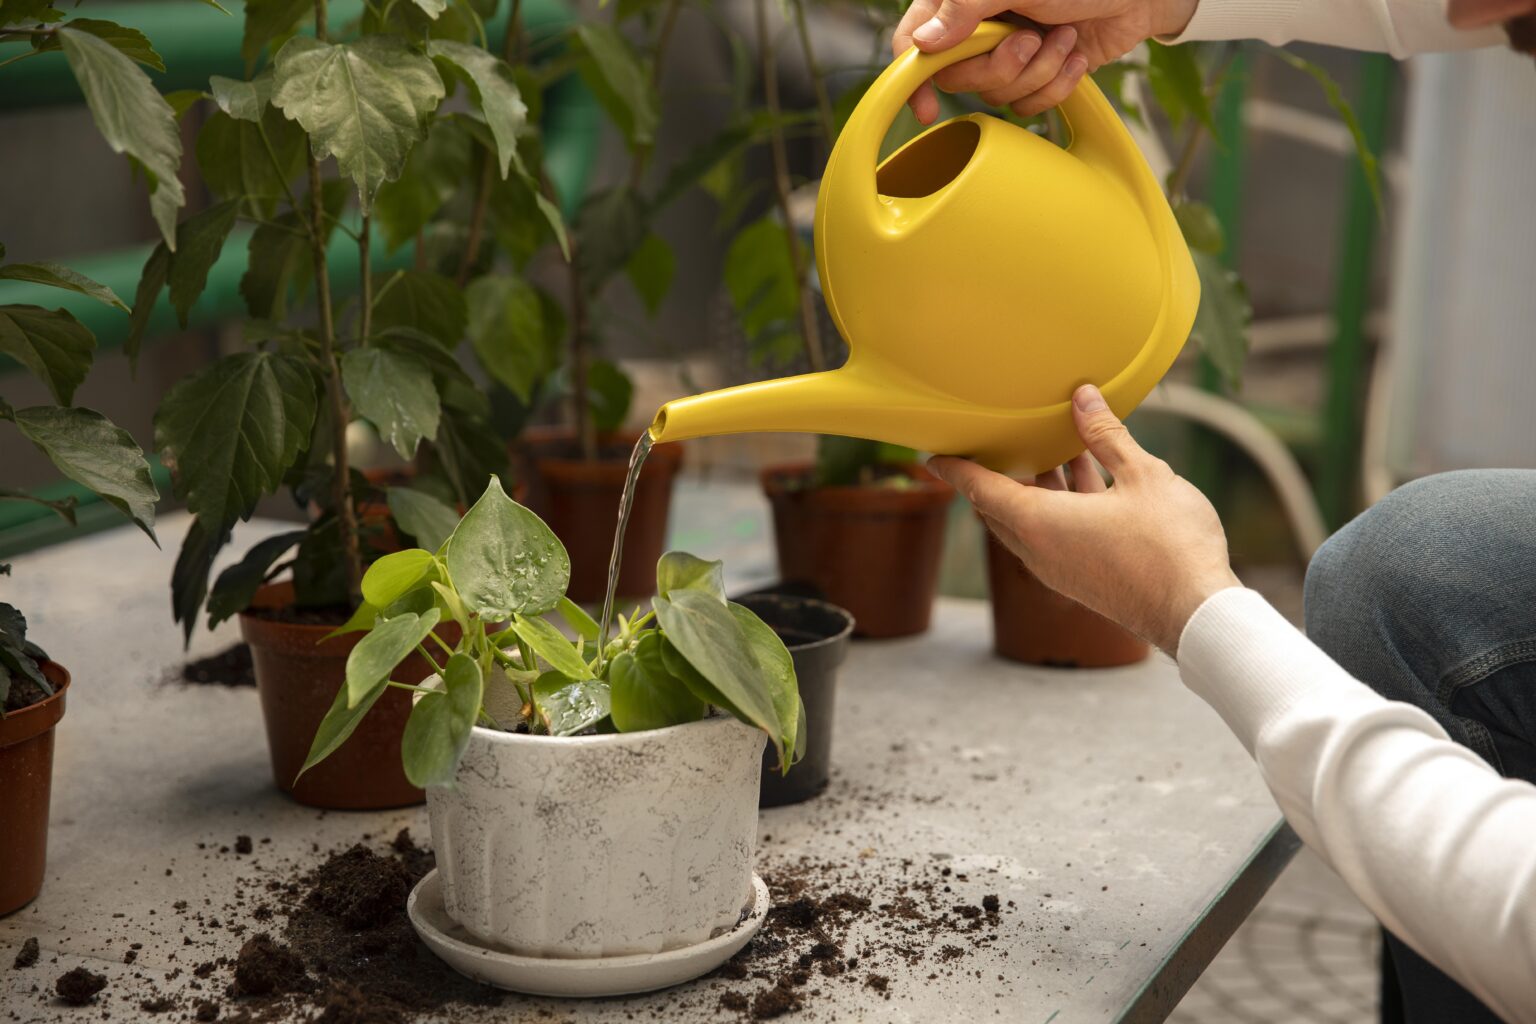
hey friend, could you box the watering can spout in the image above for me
[649,369,892,447]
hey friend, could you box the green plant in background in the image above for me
[133,0,564,641]
[301,476,802,785]
[1,5,167,710]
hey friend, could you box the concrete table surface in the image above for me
[1,502,1294,1024]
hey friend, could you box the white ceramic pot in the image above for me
[426,715,766,958]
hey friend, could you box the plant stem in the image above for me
[307,0,362,605]
[1164,119,1205,199]
[625,0,682,192]
[566,236,597,461]
[788,0,835,147]
[455,152,494,288]
[359,214,373,344]
[756,0,824,373]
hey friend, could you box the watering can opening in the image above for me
[876,119,981,199]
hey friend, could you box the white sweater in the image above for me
[1171,0,1503,54]
[1179,589,1536,1022]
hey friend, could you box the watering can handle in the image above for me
[838,21,1149,228]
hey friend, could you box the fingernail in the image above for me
[913,17,944,42]
[1015,31,1042,58]
[1066,54,1088,78]
[1073,384,1107,412]
[1056,25,1078,50]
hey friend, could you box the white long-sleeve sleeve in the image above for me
[1178,587,1536,1023]
[1167,0,1503,56]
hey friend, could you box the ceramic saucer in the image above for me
[407,869,769,997]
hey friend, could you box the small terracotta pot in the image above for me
[0,661,69,917]
[983,528,1149,667]
[520,428,684,605]
[239,582,453,810]
[761,464,953,639]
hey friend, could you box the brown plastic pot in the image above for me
[239,582,454,810]
[521,428,684,605]
[1,661,69,917]
[762,464,953,639]
[984,528,1149,668]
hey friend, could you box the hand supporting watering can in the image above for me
[898,3,1536,1023]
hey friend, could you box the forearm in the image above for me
[1168,0,1502,55]
[1178,588,1536,1023]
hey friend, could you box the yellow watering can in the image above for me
[648,21,1199,473]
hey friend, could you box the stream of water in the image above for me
[595,431,654,671]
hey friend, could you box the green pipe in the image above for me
[1318,54,1393,530]
[1189,50,1249,500]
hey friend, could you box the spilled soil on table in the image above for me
[175,644,255,688]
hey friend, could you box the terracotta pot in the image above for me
[0,661,69,916]
[238,582,454,810]
[984,528,1149,667]
[734,593,854,807]
[521,428,684,605]
[761,463,953,639]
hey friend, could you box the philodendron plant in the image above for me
[301,476,802,787]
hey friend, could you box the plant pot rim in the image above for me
[760,461,953,505]
[238,581,361,654]
[733,593,855,653]
[467,712,751,750]
[0,661,69,748]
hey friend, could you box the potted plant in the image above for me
[1,0,170,912]
[131,0,546,808]
[301,477,800,989]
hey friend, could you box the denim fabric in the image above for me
[1304,469,1536,1024]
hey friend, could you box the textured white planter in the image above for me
[426,715,766,958]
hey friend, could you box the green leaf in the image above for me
[427,407,509,509]
[402,652,483,786]
[209,70,273,121]
[574,22,656,150]
[445,476,569,619]
[387,487,458,551]
[586,359,632,434]
[625,232,673,316]
[154,352,318,526]
[465,274,562,403]
[370,269,466,347]
[375,325,486,417]
[0,0,60,28]
[171,517,230,645]
[608,631,704,733]
[272,35,446,213]
[652,589,785,763]
[0,487,77,527]
[1189,249,1252,391]
[125,243,169,373]
[574,187,646,290]
[1268,47,1382,211]
[33,18,164,70]
[240,180,347,321]
[164,90,207,120]
[360,548,437,608]
[512,612,590,680]
[60,27,184,249]
[730,601,799,768]
[0,305,93,405]
[9,405,159,540]
[814,435,883,488]
[1090,61,1145,127]
[241,0,309,64]
[556,596,599,642]
[324,600,382,639]
[531,671,610,736]
[427,40,526,178]
[300,673,387,779]
[1172,199,1225,255]
[656,551,724,602]
[167,200,239,327]
[206,529,305,627]
[373,117,471,251]
[0,262,126,311]
[344,608,441,707]
[341,346,441,459]
[724,214,798,357]
[1145,41,1213,134]
[197,109,306,218]
[410,0,448,16]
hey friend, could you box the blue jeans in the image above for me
[1304,469,1536,1024]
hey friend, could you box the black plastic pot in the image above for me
[734,592,854,807]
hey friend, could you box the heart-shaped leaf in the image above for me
[402,652,482,786]
[360,548,436,609]
[512,612,590,680]
[609,631,704,733]
[445,476,568,619]
[344,608,441,708]
[656,551,724,602]
[300,673,387,780]
[532,671,610,736]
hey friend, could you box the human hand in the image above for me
[892,0,1199,123]
[928,384,1240,655]
[1447,0,1535,28]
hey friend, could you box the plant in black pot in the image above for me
[301,477,801,994]
[131,0,549,808]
